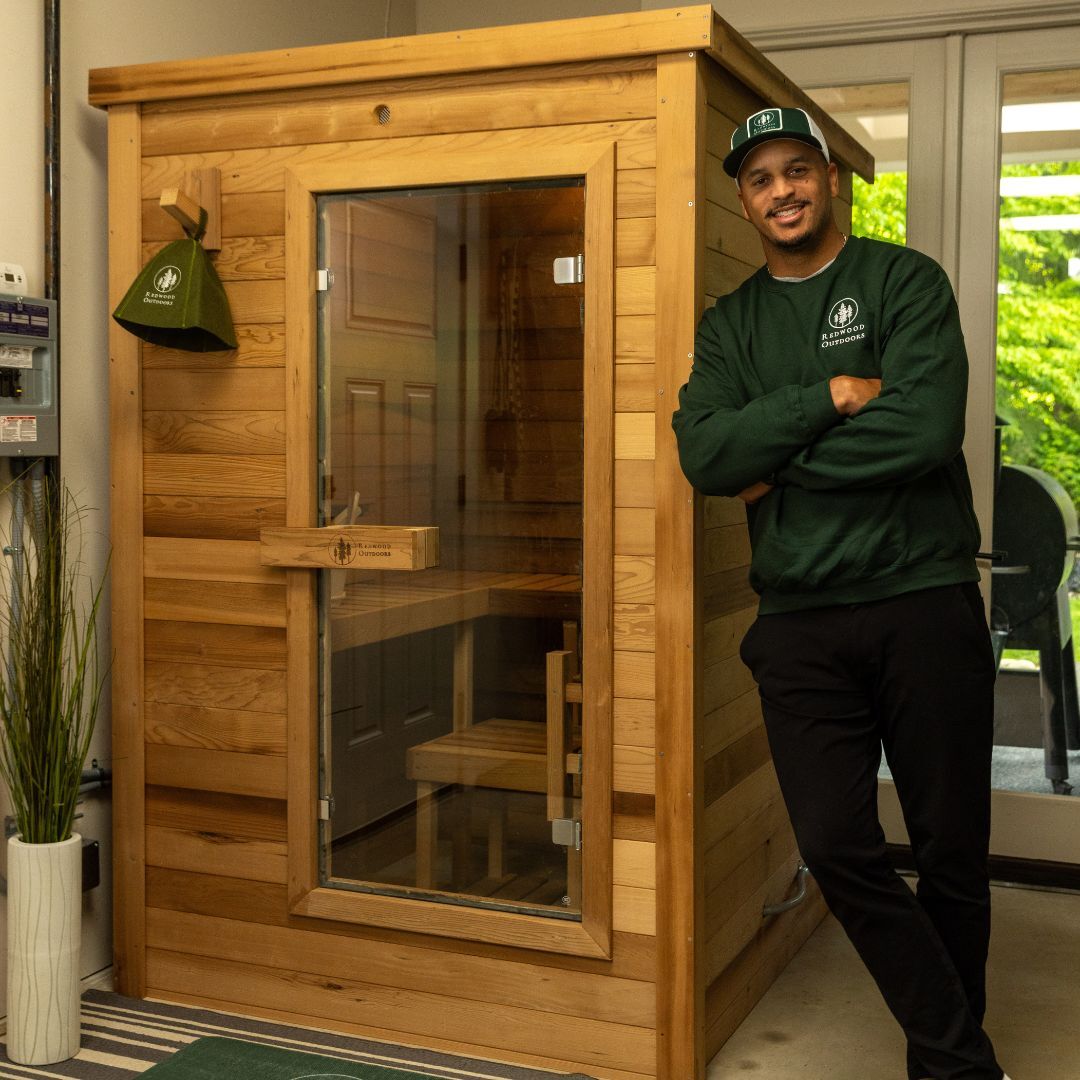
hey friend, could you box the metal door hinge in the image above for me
[318,794,335,820]
[552,818,582,850]
[553,254,584,285]
[317,268,335,292]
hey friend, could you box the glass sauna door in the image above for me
[316,181,585,917]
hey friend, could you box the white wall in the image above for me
[0,0,418,1019]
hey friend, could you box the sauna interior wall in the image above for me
[131,58,660,1079]
[698,61,852,1056]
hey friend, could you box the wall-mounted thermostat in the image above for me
[0,264,28,296]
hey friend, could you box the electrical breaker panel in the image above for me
[0,296,58,456]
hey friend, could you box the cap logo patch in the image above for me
[752,109,783,134]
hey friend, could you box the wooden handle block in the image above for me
[259,525,439,570]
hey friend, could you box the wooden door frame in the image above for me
[282,141,616,958]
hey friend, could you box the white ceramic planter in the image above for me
[6,833,82,1065]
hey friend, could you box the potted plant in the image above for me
[0,470,107,1065]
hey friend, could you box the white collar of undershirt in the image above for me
[768,234,848,283]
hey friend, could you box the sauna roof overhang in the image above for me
[87,4,873,181]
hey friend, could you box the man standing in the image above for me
[672,107,1012,1080]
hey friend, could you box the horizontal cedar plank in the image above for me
[145,660,287,714]
[614,412,655,460]
[144,454,286,498]
[145,868,657,983]
[703,606,756,667]
[703,651,757,714]
[705,523,751,576]
[615,460,654,509]
[143,235,285,280]
[145,701,287,755]
[140,120,659,198]
[705,854,808,985]
[615,315,654,363]
[614,508,654,556]
[143,367,285,413]
[145,949,656,1074]
[615,266,655,317]
[616,218,655,268]
[614,650,654,702]
[613,839,656,890]
[704,762,779,844]
[704,724,772,808]
[143,410,286,455]
[704,495,746,529]
[615,365,655,414]
[704,787,791,898]
[705,822,799,940]
[614,743,655,795]
[144,538,283,585]
[613,886,656,937]
[152,985,654,1080]
[146,786,287,841]
[613,603,655,654]
[145,743,287,799]
[705,200,762,267]
[144,907,654,1029]
[144,578,286,628]
[614,697,655,748]
[142,324,285,368]
[703,570,757,622]
[616,169,656,219]
[705,247,758,299]
[146,824,287,883]
[138,68,657,156]
[143,191,285,241]
[614,555,655,605]
[145,620,286,670]
[704,147,744,217]
[704,689,761,763]
[613,793,656,844]
[705,885,827,1057]
[143,494,287,540]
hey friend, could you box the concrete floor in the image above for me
[707,882,1080,1079]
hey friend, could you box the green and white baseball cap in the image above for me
[724,106,830,180]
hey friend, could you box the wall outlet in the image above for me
[0,264,27,296]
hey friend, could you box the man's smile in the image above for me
[767,201,810,221]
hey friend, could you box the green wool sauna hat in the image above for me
[112,213,237,352]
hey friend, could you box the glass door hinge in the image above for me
[553,254,584,285]
[317,268,335,292]
[317,795,334,820]
[552,818,582,850]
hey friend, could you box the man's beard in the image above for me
[766,201,828,251]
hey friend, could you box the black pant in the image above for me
[740,583,1003,1080]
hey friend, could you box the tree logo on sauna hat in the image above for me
[153,266,182,294]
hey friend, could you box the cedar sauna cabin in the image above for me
[92,8,873,1079]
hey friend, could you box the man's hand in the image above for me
[830,376,882,416]
[738,481,774,504]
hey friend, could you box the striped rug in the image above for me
[0,990,573,1080]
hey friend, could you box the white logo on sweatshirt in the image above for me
[822,297,866,349]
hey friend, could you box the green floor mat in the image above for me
[142,1037,443,1080]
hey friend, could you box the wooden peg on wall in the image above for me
[158,166,222,251]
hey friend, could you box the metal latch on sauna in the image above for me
[318,795,335,820]
[552,255,584,285]
[552,818,582,850]
[317,268,335,292]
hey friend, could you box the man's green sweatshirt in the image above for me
[672,235,981,614]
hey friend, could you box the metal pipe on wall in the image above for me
[43,0,60,468]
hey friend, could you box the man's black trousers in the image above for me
[739,583,1004,1080]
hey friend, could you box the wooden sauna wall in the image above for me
[698,65,851,1056]
[131,58,661,1080]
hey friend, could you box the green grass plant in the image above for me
[0,476,108,844]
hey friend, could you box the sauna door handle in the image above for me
[259,525,439,571]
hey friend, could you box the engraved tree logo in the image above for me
[829,298,859,329]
